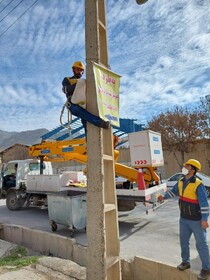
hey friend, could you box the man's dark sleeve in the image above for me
[164,182,179,199]
[62,77,77,99]
[197,184,209,221]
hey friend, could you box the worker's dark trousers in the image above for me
[69,103,103,134]
[179,217,210,270]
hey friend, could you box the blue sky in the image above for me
[0,0,210,132]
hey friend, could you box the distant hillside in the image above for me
[0,128,49,150]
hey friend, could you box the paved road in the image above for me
[0,198,209,272]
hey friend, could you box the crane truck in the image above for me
[0,130,167,212]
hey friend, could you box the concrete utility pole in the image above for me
[85,1,121,279]
[85,0,148,279]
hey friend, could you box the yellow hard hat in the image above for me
[72,61,85,70]
[184,159,201,171]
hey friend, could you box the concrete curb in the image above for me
[0,239,18,258]
[36,257,86,280]
[0,224,200,280]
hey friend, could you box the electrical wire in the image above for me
[0,0,25,23]
[0,0,16,14]
[0,0,39,38]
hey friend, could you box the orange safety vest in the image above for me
[178,177,202,220]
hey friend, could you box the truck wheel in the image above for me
[6,190,22,211]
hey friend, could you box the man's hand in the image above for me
[157,195,164,203]
[201,220,209,229]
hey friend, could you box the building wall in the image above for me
[163,139,210,178]
[0,144,32,166]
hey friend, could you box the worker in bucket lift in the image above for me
[62,61,110,134]
[157,159,210,280]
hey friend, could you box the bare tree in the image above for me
[146,104,209,168]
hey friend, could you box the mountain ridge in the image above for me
[0,128,49,151]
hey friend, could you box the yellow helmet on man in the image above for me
[72,61,85,70]
[184,159,201,171]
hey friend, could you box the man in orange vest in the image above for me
[158,159,210,280]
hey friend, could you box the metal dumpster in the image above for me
[47,193,86,237]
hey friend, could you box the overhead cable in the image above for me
[0,0,16,14]
[0,0,39,38]
[0,0,25,23]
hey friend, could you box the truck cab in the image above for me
[0,159,53,209]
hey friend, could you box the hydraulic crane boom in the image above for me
[29,137,160,186]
